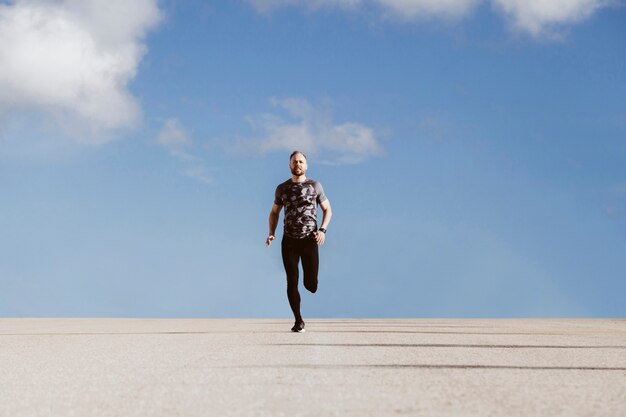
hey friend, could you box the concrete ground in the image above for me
[1,318,625,417]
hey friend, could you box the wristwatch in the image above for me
[318,227,327,233]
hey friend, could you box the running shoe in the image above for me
[291,320,305,333]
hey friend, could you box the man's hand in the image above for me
[315,231,325,246]
[266,235,275,248]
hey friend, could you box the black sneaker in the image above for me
[291,320,305,333]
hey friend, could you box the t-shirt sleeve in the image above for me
[274,185,283,206]
[315,181,328,205]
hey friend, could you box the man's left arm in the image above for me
[315,199,332,246]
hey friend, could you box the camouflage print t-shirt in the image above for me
[274,179,328,239]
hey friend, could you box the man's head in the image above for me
[289,150,308,177]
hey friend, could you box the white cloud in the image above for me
[247,0,362,14]
[0,0,162,143]
[157,118,191,150]
[243,98,382,164]
[492,0,616,37]
[248,0,619,37]
[184,166,214,184]
[248,0,478,18]
[156,118,214,185]
[374,0,481,20]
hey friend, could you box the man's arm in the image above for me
[315,199,332,246]
[266,203,282,247]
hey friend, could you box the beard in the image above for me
[291,167,305,176]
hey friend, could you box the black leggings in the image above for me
[281,235,318,321]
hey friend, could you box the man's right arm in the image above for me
[266,203,282,247]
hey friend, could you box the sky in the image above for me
[1,0,625,318]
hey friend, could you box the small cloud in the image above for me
[491,0,617,38]
[248,0,478,18]
[246,0,619,39]
[184,166,213,184]
[239,97,383,164]
[156,118,214,185]
[157,118,191,150]
[373,0,481,20]
[247,0,362,15]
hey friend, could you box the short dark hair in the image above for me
[290,150,307,161]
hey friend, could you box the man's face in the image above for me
[290,153,307,176]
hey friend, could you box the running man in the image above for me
[266,151,332,332]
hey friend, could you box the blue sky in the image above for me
[1,0,625,318]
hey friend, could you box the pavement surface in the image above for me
[1,318,625,417]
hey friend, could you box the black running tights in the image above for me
[281,235,318,321]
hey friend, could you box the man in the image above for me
[266,151,332,332]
